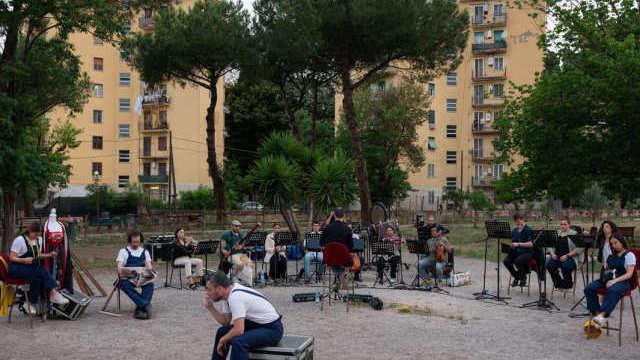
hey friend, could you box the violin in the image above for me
[435,241,447,263]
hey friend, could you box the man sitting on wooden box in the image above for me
[205,271,283,360]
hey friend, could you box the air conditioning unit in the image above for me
[488,84,494,93]
[486,113,492,122]
[488,57,494,66]
[487,30,493,39]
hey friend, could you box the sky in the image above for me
[240,0,254,12]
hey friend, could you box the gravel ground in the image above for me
[1,256,638,360]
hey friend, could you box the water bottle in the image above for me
[314,289,320,304]
[257,271,265,287]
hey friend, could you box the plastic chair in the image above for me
[2,277,46,328]
[597,248,639,346]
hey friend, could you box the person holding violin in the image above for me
[173,227,204,290]
[220,220,253,286]
[418,225,451,281]
[503,213,535,287]
[7,222,69,314]
[376,226,404,284]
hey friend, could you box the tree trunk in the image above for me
[206,84,226,225]
[340,71,372,226]
[279,85,303,142]
[308,199,315,230]
[2,191,17,253]
[22,191,32,217]
[310,79,318,148]
[279,207,301,242]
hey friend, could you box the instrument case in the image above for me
[249,335,314,360]
[51,289,92,320]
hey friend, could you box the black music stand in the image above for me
[522,230,560,312]
[569,234,597,317]
[407,239,428,287]
[245,232,267,285]
[474,220,512,303]
[275,232,299,283]
[304,233,324,283]
[193,240,220,271]
[370,241,396,288]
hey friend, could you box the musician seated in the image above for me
[320,208,354,278]
[221,220,253,286]
[418,214,450,235]
[7,223,69,315]
[584,237,636,327]
[264,223,287,281]
[376,226,402,284]
[303,222,324,284]
[418,226,452,281]
[348,222,362,282]
[546,217,578,290]
[503,213,534,287]
[173,227,204,290]
[205,272,283,360]
[116,230,154,320]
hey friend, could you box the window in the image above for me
[446,99,457,112]
[428,191,435,205]
[143,162,151,175]
[428,83,435,96]
[118,175,130,188]
[473,138,484,157]
[93,57,103,71]
[119,150,130,163]
[474,32,485,44]
[119,98,131,112]
[428,111,436,129]
[158,136,167,151]
[93,84,103,98]
[446,125,457,138]
[144,112,152,124]
[158,162,167,176]
[427,164,435,177]
[119,73,131,86]
[494,3,505,16]
[474,85,484,105]
[473,5,484,24]
[494,57,504,71]
[92,110,103,124]
[446,151,457,164]
[122,21,131,33]
[446,177,457,189]
[92,162,102,176]
[494,30,505,41]
[119,48,129,62]
[493,164,504,179]
[143,137,151,156]
[446,72,457,86]
[494,110,503,121]
[427,137,437,150]
[474,111,484,130]
[159,110,167,126]
[92,136,103,150]
[93,35,103,45]
[493,83,504,97]
[119,124,130,138]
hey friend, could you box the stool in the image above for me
[169,263,187,290]
[249,335,314,360]
[2,278,46,328]
[507,258,537,296]
[100,277,122,317]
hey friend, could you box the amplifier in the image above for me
[292,293,316,302]
[145,235,175,262]
[51,289,92,320]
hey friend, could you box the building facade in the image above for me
[336,1,544,211]
[51,6,224,201]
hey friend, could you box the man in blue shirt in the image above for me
[503,213,534,287]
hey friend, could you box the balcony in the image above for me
[472,176,496,188]
[138,16,154,30]
[142,94,170,107]
[472,66,507,81]
[140,149,169,159]
[473,95,505,108]
[141,121,169,132]
[472,40,507,54]
[469,149,495,162]
[471,14,507,28]
[472,122,500,134]
[138,175,168,184]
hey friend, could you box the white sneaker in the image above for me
[25,303,37,315]
[593,314,606,327]
[50,292,69,305]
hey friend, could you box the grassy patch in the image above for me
[387,302,467,323]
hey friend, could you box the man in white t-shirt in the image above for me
[205,271,283,360]
[116,229,154,320]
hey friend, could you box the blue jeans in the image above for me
[418,257,446,280]
[212,318,284,360]
[303,252,323,281]
[546,258,576,289]
[8,263,57,302]
[584,279,630,316]
[120,280,154,309]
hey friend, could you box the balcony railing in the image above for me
[472,122,500,134]
[472,176,496,187]
[142,121,169,131]
[138,16,154,30]
[472,66,507,81]
[142,94,170,107]
[138,175,168,184]
[473,95,505,107]
[141,149,169,158]
[470,149,496,161]
[472,40,507,54]
[472,14,507,27]
[493,14,507,25]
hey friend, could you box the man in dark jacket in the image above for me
[321,208,353,251]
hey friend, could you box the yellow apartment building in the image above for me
[336,1,544,211]
[51,5,224,202]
